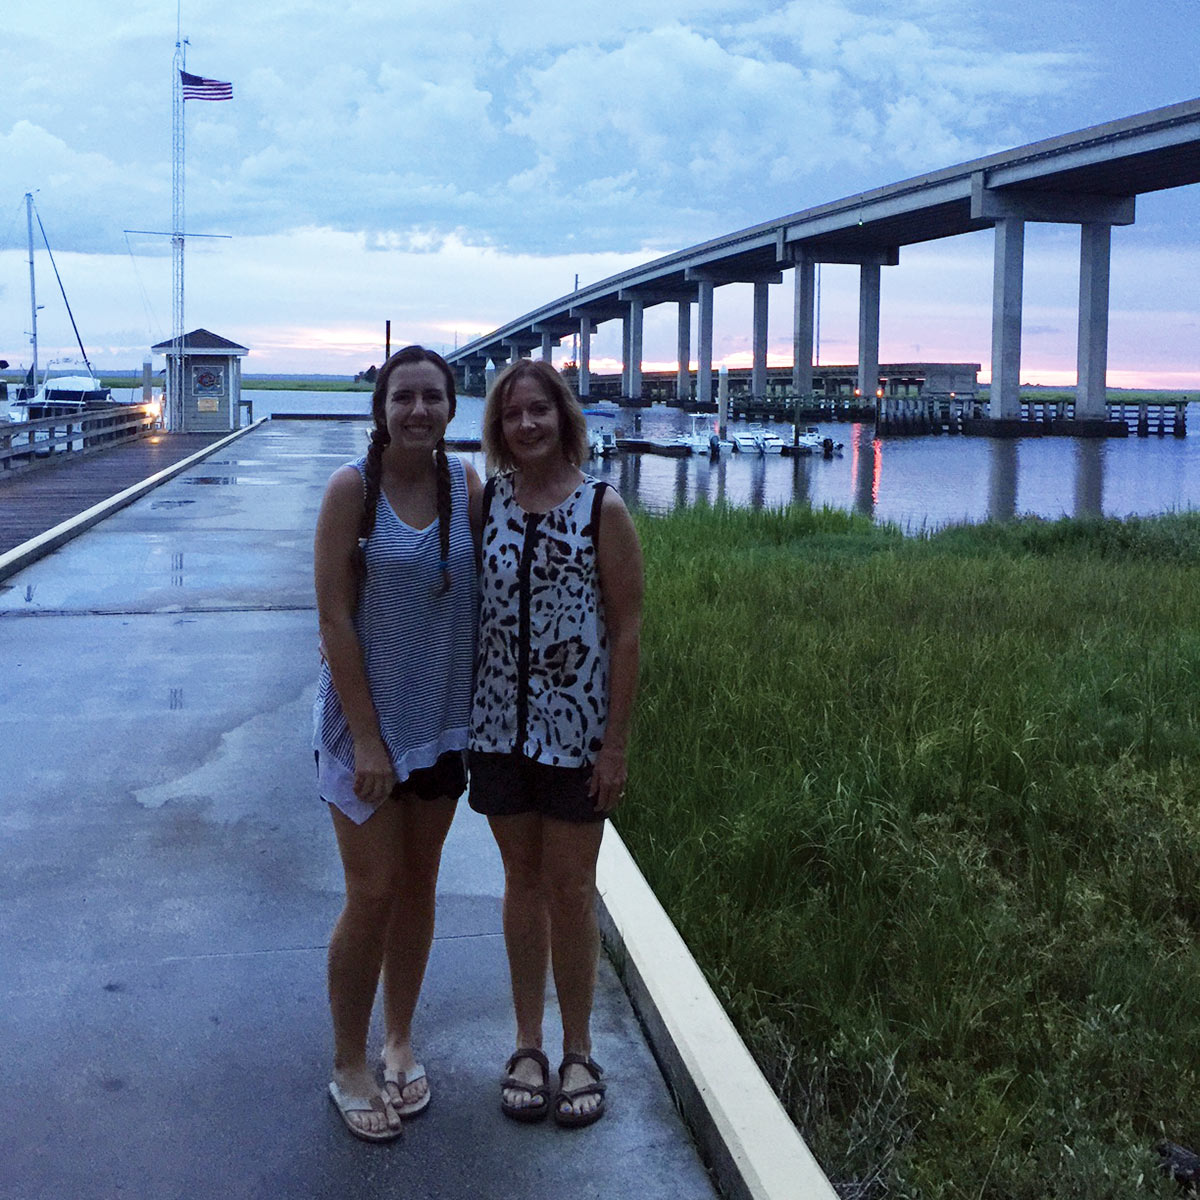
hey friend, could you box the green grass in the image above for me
[979,388,1199,405]
[88,375,371,392]
[617,503,1200,1199]
[0,374,371,392]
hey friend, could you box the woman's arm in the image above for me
[591,488,645,813]
[313,465,395,805]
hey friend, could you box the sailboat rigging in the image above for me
[12,192,114,419]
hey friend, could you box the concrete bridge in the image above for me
[447,97,1200,430]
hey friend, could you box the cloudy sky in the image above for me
[2,0,1198,384]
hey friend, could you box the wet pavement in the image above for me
[0,420,720,1200]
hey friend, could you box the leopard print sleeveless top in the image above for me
[470,473,610,767]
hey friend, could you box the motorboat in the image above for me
[732,426,785,454]
[793,426,825,453]
[675,415,732,456]
[587,428,618,458]
[10,368,113,421]
[757,429,786,454]
[788,425,840,455]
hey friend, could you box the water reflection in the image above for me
[1074,441,1104,517]
[988,441,1018,522]
[246,390,1200,530]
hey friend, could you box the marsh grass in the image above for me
[618,503,1200,1199]
[87,375,371,392]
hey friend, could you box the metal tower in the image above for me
[170,38,186,431]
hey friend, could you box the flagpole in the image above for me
[171,30,186,432]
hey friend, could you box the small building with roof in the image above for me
[151,329,249,433]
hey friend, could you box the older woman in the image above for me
[469,358,644,1128]
[313,345,480,1140]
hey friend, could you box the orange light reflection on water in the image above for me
[848,429,884,511]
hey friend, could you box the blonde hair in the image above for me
[481,359,589,475]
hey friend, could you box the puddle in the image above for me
[180,476,280,485]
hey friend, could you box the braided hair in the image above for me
[357,345,458,597]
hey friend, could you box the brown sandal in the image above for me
[553,1053,606,1128]
[500,1047,551,1123]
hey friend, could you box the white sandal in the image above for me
[382,1062,431,1117]
[328,1080,402,1142]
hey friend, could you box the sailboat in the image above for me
[10,192,113,422]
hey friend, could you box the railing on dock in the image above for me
[678,393,878,422]
[1,404,160,474]
[875,395,1189,437]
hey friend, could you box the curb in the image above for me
[0,420,267,584]
[597,828,838,1200]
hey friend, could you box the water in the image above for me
[245,389,1200,530]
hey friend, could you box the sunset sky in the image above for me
[2,0,1197,385]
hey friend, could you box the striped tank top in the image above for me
[312,453,477,790]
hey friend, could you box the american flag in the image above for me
[180,70,233,101]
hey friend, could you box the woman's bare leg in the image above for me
[544,817,606,1120]
[488,812,551,1109]
[380,794,457,1109]
[328,802,403,1135]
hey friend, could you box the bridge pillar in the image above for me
[696,280,714,408]
[752,282,770,399]
[623,297,644,400]
[857,263,881,402]
[792,254,815,397]
[541,331,555,363]
[989,217,1025,421]
[578,316,591,397]
[677,301,691,402]
[1076,223,1112,421]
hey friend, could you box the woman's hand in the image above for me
[353,736,396,807]
[589,743,628,813]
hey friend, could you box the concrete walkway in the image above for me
[0,420,720,1200]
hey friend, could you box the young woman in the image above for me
[313,346,480,1141]
[469,358,644,1129]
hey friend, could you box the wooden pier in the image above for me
[0,429,227,555]
[874,395,1187,437]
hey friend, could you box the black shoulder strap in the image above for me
[481,473,498,531]
[589,480,610,550]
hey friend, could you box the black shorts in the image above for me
[315,749,467,804]
[398,750,468,801]
[467,751,605,824]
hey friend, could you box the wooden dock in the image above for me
[0,432,227,555]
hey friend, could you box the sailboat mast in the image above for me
[26,193,38,385]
